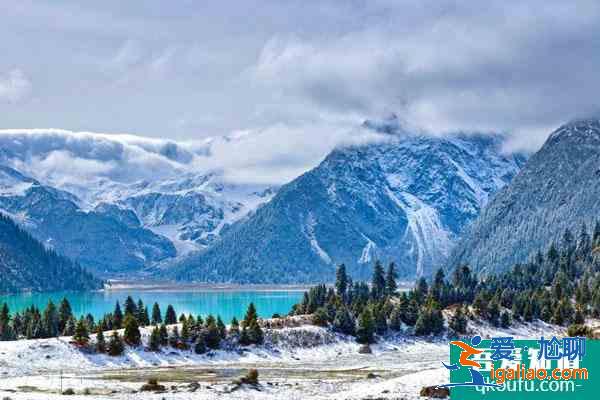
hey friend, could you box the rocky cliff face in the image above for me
[171,119,525,283]
[449,118,600,274]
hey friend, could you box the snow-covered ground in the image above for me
[0,320,567,399]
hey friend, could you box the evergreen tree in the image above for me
[371,261,386,300]
[230,317,240,336]
[204,315,221,349]
[165,305,177,325]
[63,316,76,336]
[58,297,73,333]
[123,314,141,346]
[216,316,227,339]
[488,298,501,326]
[414,277,429,304]
[356,308,375,344]
[85,313,95,332]
[402,299,419,326]
[136,300,149,326]
[312,307,329,326]
[169,325,181,347]
[0,303,15,341]
[385,262,398,296]
[151,303,162,325]
[73,317,90,346]
[95,328,106,353]
[388,306,402,331]
[124,296,137,316]
[113,301,123,329]
[449,306,468,334]
[372,303,388,335]
[243,303,258,328]
[149,326,162,352]
[42,300,59,337]
[194,336,207,354]
[332,307,355,335]
[500,311,511,329]
[335,264,348,298]
[181,317,191,344]
[159,324,169,346]
[108,331,124,356]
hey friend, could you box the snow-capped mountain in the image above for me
[170,117,526,283]
[0,130,274,276]
[449,118,600,275]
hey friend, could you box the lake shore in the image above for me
[103,281,313,292]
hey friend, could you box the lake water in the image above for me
[0,289,304,323]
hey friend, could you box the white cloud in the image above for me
[0,69,32,104]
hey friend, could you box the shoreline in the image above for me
[103,281,313,292]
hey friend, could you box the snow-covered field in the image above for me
[0,320,566,399]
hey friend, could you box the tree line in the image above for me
[0,296,264,356]
[290,221,600,343]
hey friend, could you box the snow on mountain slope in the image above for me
[170,117,526,283]
[449,118,600,274]
[0,130,274,275]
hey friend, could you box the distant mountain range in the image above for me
[449,118,600,274]
[0,120,528,284]
[0,131,273,277]
[0,213,101,294]
[169,117,525,283]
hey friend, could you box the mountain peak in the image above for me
[547,118,600,145]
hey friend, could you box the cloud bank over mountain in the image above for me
[1,1,599,158]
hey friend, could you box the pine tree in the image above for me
[372,303,388,335]
[356,308,375,344]
[95,328,106,353]
[113,301,123,329]
[58,298,73,333]
[230,317,240,336]
[449,306,468,334]
[500,311,511,328]
[165,305,177,325]
[216,316,227,339]
[159,324,169,346]
[73,317,90,346]
[312,307,329,326]
[204,316,221,349]
[42,301,59,338]
[414,278,429,304]
[388,306,402,331]
[151,303,162,325]
[108,331,124,356]
[181,318,191,344]
[0,303,14,341]
[385,262,398,296]
[332,307,355,335]
[194,336,207,354]
[63,316,76,336]
[371,261,386,300]
[136,300,149,326]
[123,314,141,346]
[149,326,162,352]
[247,319,264,345]
[124,296,137,316]
[243,303,258,328]
[169,326,180,347]
[335,264,348,298]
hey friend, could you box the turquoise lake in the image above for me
[0,289,304,322]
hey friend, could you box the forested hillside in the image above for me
[0,213,102,294]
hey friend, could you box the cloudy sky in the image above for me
[1,1,599,183]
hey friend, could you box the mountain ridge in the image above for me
[449,118,600,274]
